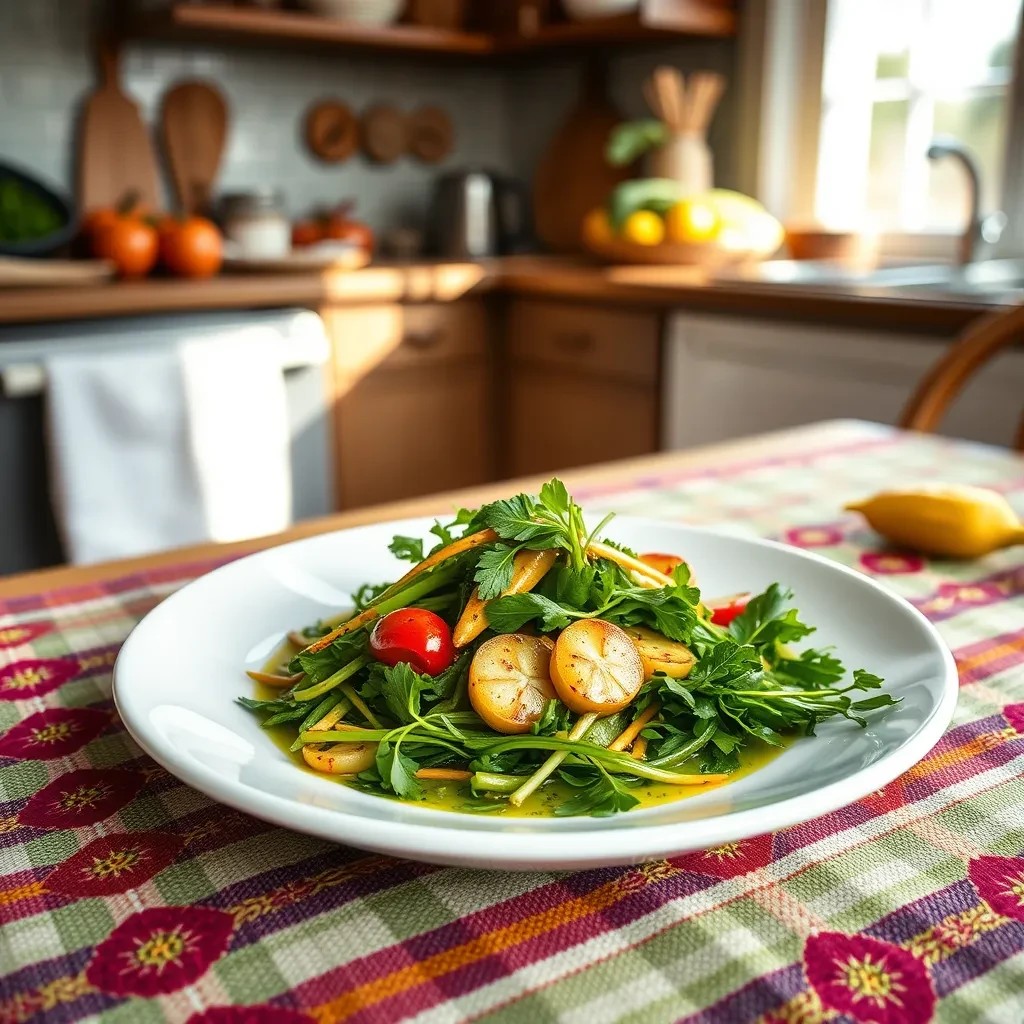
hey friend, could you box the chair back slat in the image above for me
[899,303,1024,451]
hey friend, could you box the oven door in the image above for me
[0,310,334,577]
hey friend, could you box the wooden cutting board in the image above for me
[78,45,161,213]
[532,64,631,254]
[160,80,228,214]
[0,256,114,288]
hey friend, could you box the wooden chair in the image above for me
[900,302,1024,451]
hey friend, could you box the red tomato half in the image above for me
[707,592,752,627]
[369,608,455,676]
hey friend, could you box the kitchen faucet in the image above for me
[926,137,1006,266]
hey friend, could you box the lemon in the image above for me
[622,210,665,246]
[666,198,720,244]
[582,207,613,246]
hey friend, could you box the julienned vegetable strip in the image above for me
[608,702,660,752]
[415,768,473,782]
[453,548,558,648]
[586,541,673,587]
[302,545,481,655]
[241,476,897,817]
[509,712,598,806]
[246,669,303,688]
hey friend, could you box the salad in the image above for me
[240,481,896,817]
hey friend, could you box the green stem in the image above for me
[508,712,598,807]
[584,511,616,551]
[292,656,368,702]
[289,697,351,751]
[340,682,383,728]
[471,772,526,794]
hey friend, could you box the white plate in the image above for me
[113,517,957,871]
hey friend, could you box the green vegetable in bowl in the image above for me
[0,176,64,242]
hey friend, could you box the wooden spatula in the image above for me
[160,80,228,215]
[77,44,161,213]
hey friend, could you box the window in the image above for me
[815,0,1022,233]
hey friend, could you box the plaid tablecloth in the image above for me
[2,425,1023,1024]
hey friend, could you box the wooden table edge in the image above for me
[0,420,891,600]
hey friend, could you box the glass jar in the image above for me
[219,190,291,259]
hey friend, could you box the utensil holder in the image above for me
[647,134,712,196]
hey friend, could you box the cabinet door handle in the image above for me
[555,331,595,353]
[404,328,444,350]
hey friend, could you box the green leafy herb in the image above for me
[555,764,640,817]
[473,542,522,599]
[388,535,424,563]
[606,119,671,166]
[728,584,815,649]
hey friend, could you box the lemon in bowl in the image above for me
[665,198,721,245]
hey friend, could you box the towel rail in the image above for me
[1,352,327,399]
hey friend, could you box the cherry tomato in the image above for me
[707,592,752,627]
[323,203,374,252]
[291,219,323,248]
[369,608,455,676]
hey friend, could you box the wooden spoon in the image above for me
[161,80,228,214]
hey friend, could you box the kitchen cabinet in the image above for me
[664,313,1024,449]
[326,300,495,508]
[504,300,661,476]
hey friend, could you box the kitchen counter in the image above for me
[0,256,999,333]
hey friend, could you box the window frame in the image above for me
[735,0,1024,260]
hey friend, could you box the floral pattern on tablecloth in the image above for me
[1,427,1022,1024]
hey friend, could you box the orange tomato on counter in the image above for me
[159,216,223,279]
[291,220,323,248]
[323,204,374,252]
[92,215,159,280]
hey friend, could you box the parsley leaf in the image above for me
[297,633,367,684]
[728,584,815,649]
[388,535,424,563]
[375,738,422,799]
[474,542,522,599]
[554,764,640,817]
[485,592,575,632]
[531,699,574,736]
[770,647,845,687]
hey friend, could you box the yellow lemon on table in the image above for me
[666,198,721,244]
[582,207,613,246]
[622,210,665,246]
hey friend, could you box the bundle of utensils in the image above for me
[643,66,726,194]
[644,66,725,139]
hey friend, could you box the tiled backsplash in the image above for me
[0,0,735,235]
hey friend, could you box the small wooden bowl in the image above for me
[784,227,877,267]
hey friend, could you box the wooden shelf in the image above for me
[129,5,495,56]
[499,8,736,51]
[125,3,735,58]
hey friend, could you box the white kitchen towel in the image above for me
[179,326,292,546]
[45,325,294,564]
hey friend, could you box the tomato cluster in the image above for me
[84,202,223,280]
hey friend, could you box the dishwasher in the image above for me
[0,310,335,577]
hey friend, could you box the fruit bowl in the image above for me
[583,186,785,267]
[583,234,769,267]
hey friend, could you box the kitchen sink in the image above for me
[716,258,1024,303]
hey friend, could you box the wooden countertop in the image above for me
[0,420,879,598]
[0,257,994,334]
